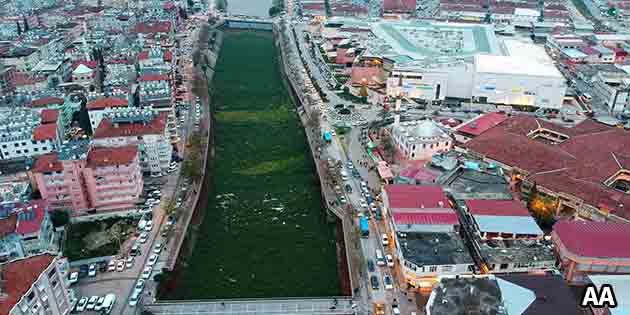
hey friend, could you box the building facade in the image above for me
[0,254,76,315]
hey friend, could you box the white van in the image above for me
[101,294,116,314]
[340,170,349,181]
[128,291,141,307]
[376,250,385,266]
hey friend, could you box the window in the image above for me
[27,291,36,302]
[21,142,26,146]
[500,263,509,270]
[1,144,5,148]
[16,150,21,154]
[47,269,55,279]
[442,265,453,272]
[428,266,438,272]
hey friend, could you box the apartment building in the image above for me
[86,97,130,131]
[31,141,143,216]
[28,97,81,136]
[0,254,76,315]
[92,109,171,176]
[0,109,59,161]
[0,200,55,261]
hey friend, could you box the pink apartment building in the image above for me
[31,141,143,216]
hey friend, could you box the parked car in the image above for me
[88,264,97,277]
[94,296,106,311]
[153,243,163,254]
[126,256,134,269]
[145,221,153,231]
[147,254,158,266]
[86,296,98,310]
[107,260,116,272]
[116,261,125,272]
[367,260,375,273]
[138,232,148,244]
[384,275,393,290]
[370,275,379,290]
[129,290,141,307]
[134,279,145,293]
[382,234,389,246]
[386,254,394,267]
[76,297,88,312]
[69,272,79,284]
[141,266,153,279]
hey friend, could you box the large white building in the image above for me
[328,19,567,109]
[0,254,77,315]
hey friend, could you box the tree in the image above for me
[50,210,70,227]
[324,0,332,16]
[182,156,202,183]
[16,21,22,35]
[527,183,558,229]
[162,197,178,219]
[307,109,321,131]
[381,134,396,163]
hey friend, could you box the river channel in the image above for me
[171,30,341,298]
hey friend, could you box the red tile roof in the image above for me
[384,0,416,12]
[86,97,129,110]
[163,1,176,9]
[0,213,17,238]
[457,112,507,137]
[0,254,55,315]
[15,201,47,235]
[93,112,168,138]
[384,185,450,209]
[30,97,64,108]
[463,115,630,219]
[138,74,169,82]
[40,109,59,124]
[393,210,459,225]
[465,199,531,217]
[134,21,172,34]
[32,153,62,173]
[32,123,58,141]
[87,146,138,167]
[553,220,630,258]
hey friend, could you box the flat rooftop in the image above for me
[429,276,506,315]
[400,232,474,267]
[478,239,555,265]
[445,169,513,200]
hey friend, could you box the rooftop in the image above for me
[393,209,460,226]
[87,146,138,167]
[0,254,55,315]
[428,276,508,315]
[457,112,507,137]
[385,185,450,209]
[86,97,129,110]
[474,55,563,78]
[498,274,583,315]
[479,239,555,264]
[400,232,474,267]
[392,119,451,143]
[29,97,64,108]
[463,115,630,219]
[553,220,630,259]
[58,140,91,161]
[32,123,58,141]
[465,199,531,216]
[588,275,630,315]
[94,112,167,138]
[446,169,512,200]
[40,109,59,124]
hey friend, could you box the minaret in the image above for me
[82,21,90,61]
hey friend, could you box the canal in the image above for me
[227,0,274,17]
[169,30,341,299]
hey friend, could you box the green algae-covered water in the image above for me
[172,31,340,299]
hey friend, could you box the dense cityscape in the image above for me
[0,0,629,314]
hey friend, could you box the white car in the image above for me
[126,256,134,268]
[147,254,158,266]
[88,264,97,277]
[382,234,389,246]
[386,254,395,267]
[76,297,88,312]
[69,272,79,284]
[360,198,368,208]
[383,275,394,290]
[138,232,149,244]
[141,266,153,279]
[134,279,146,293]
[86,296,98,310]
[107,260,116,272]
[129,290,141,307]
[153,243,163,254]
[145,221,153,231]
[392,305,401,315]
[116,261,125,272]
[94,296,106,311]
